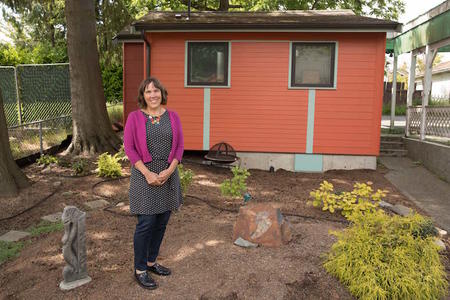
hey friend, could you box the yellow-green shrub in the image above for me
[324,210,448,299]
[96,152,122,178]
[36,154,58,166]
[220,166,250,198]
[310,180,387,218]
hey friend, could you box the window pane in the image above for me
[293,43,335,87]
[188,43,228,85]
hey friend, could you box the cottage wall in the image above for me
[123,32,385,158]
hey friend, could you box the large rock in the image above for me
[232,203,292,247]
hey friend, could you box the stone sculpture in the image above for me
[59,206,92,290]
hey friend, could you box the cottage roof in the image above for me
[115,10,400,40]
[416,61,450,78]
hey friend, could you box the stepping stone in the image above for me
[390,204,412,216]
[85,199,109,209]
[379,200,393,209]
[0,230,30,242]
[434,239,446,251]
[41,212,62,223]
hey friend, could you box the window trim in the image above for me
[185,41,231,88]
[288,41,338,90]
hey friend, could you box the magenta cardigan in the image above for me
[123,109,184,165]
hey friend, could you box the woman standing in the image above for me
[123,77,184,289]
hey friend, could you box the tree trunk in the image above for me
[218,0,229,11]
[64,0,121,155]
[0,88,29,197]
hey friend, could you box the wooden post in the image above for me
[420,45,437,140]
[390,53,397,130]
[406,52,416,137]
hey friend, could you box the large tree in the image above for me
[0,88,29,197]
[64,0,121,155]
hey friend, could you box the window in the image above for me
[187,42,229,86]
[291,42,336,88]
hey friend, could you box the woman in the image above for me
[123,77,184,290]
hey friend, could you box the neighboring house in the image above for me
[416,61,450,100]
[114,10,399,172]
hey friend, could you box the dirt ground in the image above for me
[0,153,449,299]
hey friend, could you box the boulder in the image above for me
[232,203,292,247]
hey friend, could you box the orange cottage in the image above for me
[115,10,400,172]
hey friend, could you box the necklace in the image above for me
[144,108,162,125]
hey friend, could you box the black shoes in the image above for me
[134,271,157,289]
[147,263,171,276]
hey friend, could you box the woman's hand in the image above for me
[157,168,173,185]
[144,171,162,186]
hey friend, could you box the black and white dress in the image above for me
[129,111,183,215]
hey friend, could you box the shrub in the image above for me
[96,152,122,178]
[72,158,88,175]
[324,210,448,299]
[220,166,250,198]
[36,154,58,166]
[177,164,194,195]
[310,180,387,219]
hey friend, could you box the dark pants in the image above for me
[134,211,171,271]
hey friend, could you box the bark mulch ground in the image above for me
[0,154,448,299]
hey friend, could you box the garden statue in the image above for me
[59,206,92,290]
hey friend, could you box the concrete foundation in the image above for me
[403,138,450,182]
[236,152,376,172]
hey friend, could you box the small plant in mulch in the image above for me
[36,154,59,166]
[96,152,122,178]
[71,158,88,175]
[309,180,387,218]
[177,164,194,195]
[114,145,128,163]
[220,166,250,198]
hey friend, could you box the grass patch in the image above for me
[382,103,407,116]
[107,103,123,124]
[27,220,64,237]
[0,241,24,265]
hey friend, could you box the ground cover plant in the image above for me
[310,180,448,299]
[177,164,194,195]
[96,152,122,178]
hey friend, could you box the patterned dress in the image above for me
[129,111,183,215]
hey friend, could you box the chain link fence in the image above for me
[1,63,71,126]
[8,115,72,160]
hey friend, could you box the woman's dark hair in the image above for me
[137,77,168,108]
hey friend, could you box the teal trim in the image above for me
[294,154,323,172]
[203,88,211,150]
[306,89,316,153]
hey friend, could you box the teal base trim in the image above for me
[203,88,211,150]
[294,154,323,172]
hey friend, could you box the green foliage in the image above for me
[382,103,407,116]
[310,180,387,218]
[27,220,64,237]
[0,241,24,265]
[71,159,88,175]
[178,164,194,195]
[114,145,128,162]
[96,152,122,178]
[36,154,58,166]
[107,103,124,124]
[101,63,123,103]
[220,166,250,198]
[324,210,448,299]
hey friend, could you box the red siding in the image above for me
[123,42,144,123]
[123,32,385,155]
